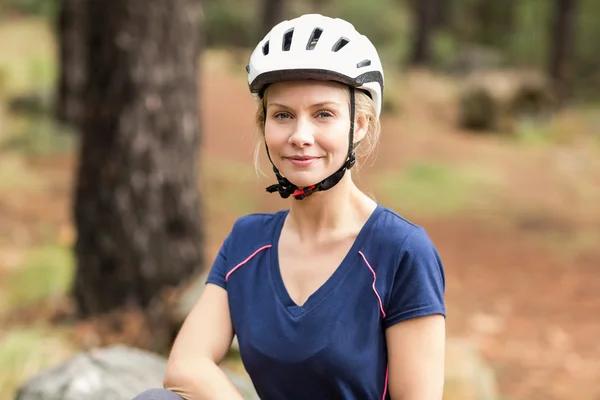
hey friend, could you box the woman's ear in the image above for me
[353,113,369,144]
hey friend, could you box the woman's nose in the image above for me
[288,118,315,147]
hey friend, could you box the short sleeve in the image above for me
[205,231,232,290]
[383,228,446,329]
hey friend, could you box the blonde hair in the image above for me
[253,88,381,176]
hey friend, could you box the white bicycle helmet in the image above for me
[246,13,384,118]
[247,14,385,200]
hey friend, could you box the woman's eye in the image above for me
[273,112,291,119]
[316,111,333,118]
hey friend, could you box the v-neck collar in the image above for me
[269,204,384,318]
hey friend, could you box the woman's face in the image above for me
[264,80,367,188]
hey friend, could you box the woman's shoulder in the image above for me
[363,205,437,265]
[367,206,445,299]
[225,209,288,245]
[370,205,438,256]
[231,209,287,232]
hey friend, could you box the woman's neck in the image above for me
[285,173,377,242]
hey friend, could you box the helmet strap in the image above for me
[264,87,357,200]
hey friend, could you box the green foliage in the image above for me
[3,244,74,309]
[508,0,552,67]
[2,0,598,101]
[512,107,600,147]
[202,0,410,65]
[574,0,600,100]
[513,117,554,146]
[0,18,57,97]
[0,326,74,400]
[0,17,73,157]
[431,31,461,70]
[203,0,259,48]
[0,113,76,156]
[0,0,58,18]
[321,0,409,63]
[376,161,496,216]
[441,0,599,100]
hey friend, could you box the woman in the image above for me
[134,13,446,400]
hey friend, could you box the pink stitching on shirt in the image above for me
[225,244,272,282]
[382,366,389,400]
[358,250,389,400]
[358,250,386,318]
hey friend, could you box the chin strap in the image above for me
[264,87,357,200]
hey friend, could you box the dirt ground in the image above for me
[1,60,599,399]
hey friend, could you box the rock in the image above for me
[458,68,556,133]
[15,345,258,400]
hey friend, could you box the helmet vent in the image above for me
[283,28,294,51]
[306,28,323,50]
[262,41,270,55]
[332,37,350,52]
[356,59,372,68]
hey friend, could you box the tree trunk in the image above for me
[55,0,87,130]
[432,0,451,29]
[409,0,438,66]
[474,0,515,48]
[261,0,285,38]
[72,0,204,318]
[548,0,578,103]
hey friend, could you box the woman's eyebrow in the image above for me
[267,102,290,109]
[267,101,341,109]
[311,101,341,108]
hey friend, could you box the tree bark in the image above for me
[409,0,438,66]
[548,0,578,103]
[72,0,204,317]
[261,0,285,38]
[55,0,87,130]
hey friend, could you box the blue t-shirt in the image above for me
[206,204,446,400]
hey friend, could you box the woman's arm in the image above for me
[385,314,446,400]
[164,283,244,400]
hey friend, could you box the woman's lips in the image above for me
[286,156,319,167]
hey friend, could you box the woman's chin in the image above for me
[283,171,328,188]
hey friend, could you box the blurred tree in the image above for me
[261,0,285,38]
[71,0,204,329]
[203,0,258,48]
[307,0,331,14]
[474,0,515,49]
[55,0,86,129]
[408,0,439,65]
[573,0,600,100]
[433,0,451,29]
[548,0,578,103]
